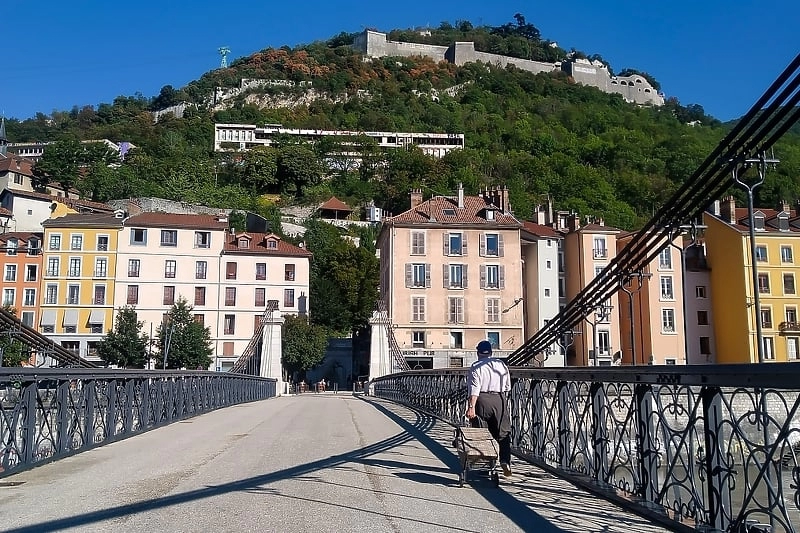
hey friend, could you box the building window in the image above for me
[70,235,83,251]
[195,231,211,248]
[27,238,40,255]
[699,337,711,355]
[483,265,503,289]
[784,274,796,295]
[97,235,109,251]
[659,248,672,269]
[660,276,674,299]
[165,260,177,279]
[226,262,237,280]
[267,299,279,310]
[4,264,16,282]
[45,284,58,305]
[544,288,551,297]
[484,234,500,256]
[758,273,770,294]
[546,260,552,270]
[224,314,236,335]
[21,312,34,327]
[447,264,464,289]
[665,358,677,365]
[23,289,36,307]
[131,228,147,245]
[225,287,236,306]
[787,307,798,324]
[94,258,107,277]
[696,285,707,298]
[448,297,464,324]
[67,285,79,305]
[92,285,105,305]
[128,259,140,277]
[755,245,768,262]
[559,278,566,298]
[411,232,425,255]
[2,289,14,306]
[284,289,295,307]
[598,330,611,355]
[90,324,103,334]
[450,331,464,349]
[127,285,139,305]
[255,288,266,307]
[763,337,775,360]
[761,308,773,329]
[238,237,250,249]
[195,314,205,326]
[49,234,61,250]
[662,309,675,333]
[782,246,794,263]
[697,310,709,325]
[160,230,177,247]
[788,337,799,360]
[412,331,425,348]
[408,263,428,288]
[593,237,607,259]
[25,264,38,282]
[163,286,175,306]
[487,298,500,322]
[5,238,18,255]
[223,342,234,356]
[411,297,425,321]
[68,258,81,278]
[195,287,206,306]
[447,233,463,256]
[285,264,295,281]
[196,261,207,280]
[266,239,277,249]
[487,331,500,349]
[256,263,266,280]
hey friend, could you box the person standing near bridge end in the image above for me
[466,340,512,477]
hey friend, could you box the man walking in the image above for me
[466,340,512,477]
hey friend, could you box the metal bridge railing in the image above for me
[0,369,276,478]
[372,365,800,532]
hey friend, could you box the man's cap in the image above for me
[476,340,493,355]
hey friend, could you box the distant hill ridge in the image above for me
[353,29,664,107]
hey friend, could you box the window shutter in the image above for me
[405,264,412,287]
[460,298,466,323]
[425,264,431,287]
[479,234,486,256]
[498,234,505,257]
[463,265,468,288]
[499,265,505,289]
[480,265,486,289]
[443,234,449,255]
[462,235,468,256]
[442,264,449,288]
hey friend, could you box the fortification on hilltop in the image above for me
[353,30,664,107]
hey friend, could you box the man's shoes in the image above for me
[501,463,512,477]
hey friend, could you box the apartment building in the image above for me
[704,197,800,363]
[219,232,311,369]
[563,215,621,366]
[683,242,717,363]
[616,233,687,365]
[40,212,124,361]
[377,185,524,369]
[0,232,43,328]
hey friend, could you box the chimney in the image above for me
[720,196,736,224]
[410,189,423,208]
[778,199,790,213]
[457,182,464,209]
[568,213,580,232]
[598,218,604,226]
[502,185,510,213]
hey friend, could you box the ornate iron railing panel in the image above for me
[372,365,800,532]
[0,369,276,478]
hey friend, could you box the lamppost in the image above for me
[584,303,613,366]
[619,270,651,365]
[733,153,779,363]
[542,328,580,367]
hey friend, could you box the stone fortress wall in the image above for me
[353,30,664,106]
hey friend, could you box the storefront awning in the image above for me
[88,309,104,324]
[40,310,57,327]
[63,310,79,327]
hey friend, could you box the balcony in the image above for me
[779,321,800,335]
[93,270,108,278]
[593,249,607,259]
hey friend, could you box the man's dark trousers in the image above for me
[472,392,511,464]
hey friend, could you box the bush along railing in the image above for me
[372,365,800,532]
[0,369,276,478]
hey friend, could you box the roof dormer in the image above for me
[263,234,281,249]
[236,233,252,249]
[754,211,766,231]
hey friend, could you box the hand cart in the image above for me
[453,426,500,487]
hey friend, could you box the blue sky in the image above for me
[2,0,797,122]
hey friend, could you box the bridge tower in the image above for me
[368,301,410,382]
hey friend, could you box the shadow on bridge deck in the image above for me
[0,394,671,533]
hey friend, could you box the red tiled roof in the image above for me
[521,221,562,239]
[319,196,352,212]
[2,188,113,212]
[0,231,43,245]
[125,212,230,231]
[0,154,35,176]
[724,207,800,233]
[578,222,621,233]
[223,232,312,257]
[387,195,521,227]
[42,212,125,228]
[0,207,12,217]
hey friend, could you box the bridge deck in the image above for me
[0,394,671,532]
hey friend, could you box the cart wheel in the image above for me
[492,471,500,487]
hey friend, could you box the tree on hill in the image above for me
[97,307,149,368]
[156,297,213,369]
[277,144,323,199]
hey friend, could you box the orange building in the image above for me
[0,232,44,328]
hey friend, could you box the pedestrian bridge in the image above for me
[0,392,670,533]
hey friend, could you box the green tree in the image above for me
[33,138,83,193]
[241,146,279,193]
[276,144,323,199]
[156,297,213,369]
[282,315,328,378]
[96,307,149,368]
[0,306,27,367]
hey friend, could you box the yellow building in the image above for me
[40,212,124,361]
[704,197,800,363]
